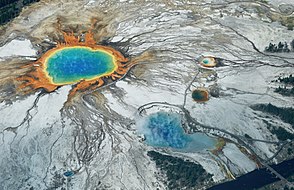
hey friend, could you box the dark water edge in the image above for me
[208,158,294,190]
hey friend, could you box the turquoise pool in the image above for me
[138,112,216,152]
[45,47,116,84]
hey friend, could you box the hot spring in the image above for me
[45,46,117,85]
[137,112,216,152]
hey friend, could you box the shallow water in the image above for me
[46,47,115,84]
[138,112,216,152]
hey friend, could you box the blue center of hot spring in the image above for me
[139,112,216,152]
[46,47,115,84]
[192,90,206,101]
[203,59,209,64]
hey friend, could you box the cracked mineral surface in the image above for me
[0,0,294,190]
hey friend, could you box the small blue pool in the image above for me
[138,112,216,152]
